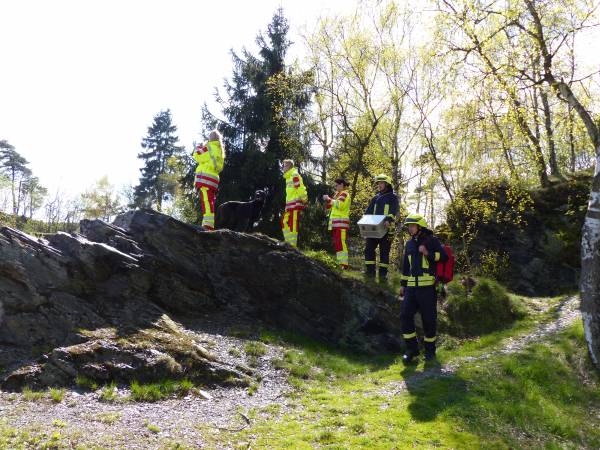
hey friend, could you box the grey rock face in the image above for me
[0,210,401,390]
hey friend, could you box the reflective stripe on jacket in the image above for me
[365,189,399,226]
[194,139,224,189]
[284,167,308,211]
[401,232,448,287]
[326,190,350,230]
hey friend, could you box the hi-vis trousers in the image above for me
[332,228,349,267]
[199,186,216,230]
[282,209,300,247]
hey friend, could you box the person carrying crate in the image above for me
[363,174,399,282]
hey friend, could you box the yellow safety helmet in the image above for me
[374,174,392,186]
[403,213,429,229]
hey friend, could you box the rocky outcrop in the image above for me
[0,210,401,390]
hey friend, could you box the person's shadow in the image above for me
[400,358,469,422]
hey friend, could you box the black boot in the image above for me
[424,341,436,361]
[402,348,419,364]
[402,337,419,364]
[364,264,376,279]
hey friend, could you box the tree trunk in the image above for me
[490,111,518,179]
[568,105,576,172]
[540,88,560,178]
[10,168,17,218]
[581,157,600,367]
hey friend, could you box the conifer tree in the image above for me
[134,110,184,211]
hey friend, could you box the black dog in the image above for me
[215,188,269,232]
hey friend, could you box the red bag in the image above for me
[436,244,455,283]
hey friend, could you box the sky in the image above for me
[1,1,599,199]
[0,0,354,197]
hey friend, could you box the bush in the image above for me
[445,174,590,295]
[444,277,520,336]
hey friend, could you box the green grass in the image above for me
[21,387,45,402]
[1,294,595,449]
[244,341,268,357]
[94,412,122,425]
[75,374,99,391]
[303,250,403,294]
[49,388,65,403]
[228,347,242,357]
[129,379,194,402]
[232,301,600,449]
[436,294,566,361]
[52,419,67,428]
[99,382,118,402]
[146,422,161,433]
[0,421,68,449]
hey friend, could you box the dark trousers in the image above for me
[364,234,393,279]
[401,286,437,353]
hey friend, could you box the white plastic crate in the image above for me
[357,215,388,238]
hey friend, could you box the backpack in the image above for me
[436,244,455,284]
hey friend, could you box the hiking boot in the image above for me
[424,350,436,361]
[402,349,419,364]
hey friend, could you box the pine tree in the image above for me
[133,110,184,211]
[200,8,314,235]
[0,140,32,217]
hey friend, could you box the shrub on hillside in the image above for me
[444,277,524,336]
[445,174,590,295]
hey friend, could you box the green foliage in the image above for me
[445,277,524,336]
[476,249,510,281]
[80,176,123,221]
[201,9,314,238]
[146,422,160,433]
[297,196,331,251]
[446,175,589,294]
[447,177,534,265]
[0,139,47,220]
[530,173,591,268]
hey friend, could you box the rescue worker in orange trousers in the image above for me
[400,213,448,363]
[281,159,308,247]
[193,129,225,230]
[323,178,351,269]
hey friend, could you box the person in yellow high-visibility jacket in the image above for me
[281,159,308,247]
[323,178,351,268]
[193,129,225,230]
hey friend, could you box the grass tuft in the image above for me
[129,379,195,402]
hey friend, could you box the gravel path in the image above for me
[0,326,291,449]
